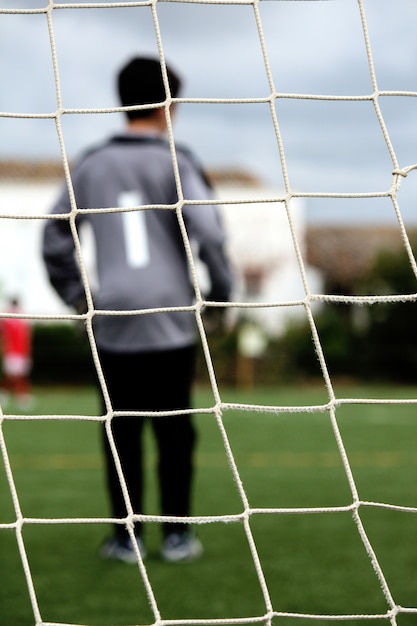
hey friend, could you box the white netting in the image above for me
[1,1,417,625]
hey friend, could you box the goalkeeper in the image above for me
[42,56,233,563]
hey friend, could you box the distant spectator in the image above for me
[0,297,33,411]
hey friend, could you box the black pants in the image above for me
[98,345,197,538]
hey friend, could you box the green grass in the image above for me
[1,384,417,625]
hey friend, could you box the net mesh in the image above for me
[1,1,417,625]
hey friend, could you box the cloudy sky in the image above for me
[1,0,417,225]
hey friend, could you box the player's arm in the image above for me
[42,188,86,309]
[180,157,233,303]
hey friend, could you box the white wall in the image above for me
[0,181,65,316]
[216,182,322,335]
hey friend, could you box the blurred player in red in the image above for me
[0,297,32,411]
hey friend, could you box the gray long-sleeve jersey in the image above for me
[42,132,233,353]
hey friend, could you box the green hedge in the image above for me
[31,322,288,387]
[32,323,97,385]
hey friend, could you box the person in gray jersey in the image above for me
[42,56,233,563]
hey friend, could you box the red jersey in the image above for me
[2,317,31,358]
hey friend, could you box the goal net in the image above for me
[1,1,417,625]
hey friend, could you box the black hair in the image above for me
[117,56,182,120]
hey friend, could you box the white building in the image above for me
[0,162,65,316]
[211,170,321,337]
[0,162,321,336]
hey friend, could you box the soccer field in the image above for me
[1,384,416,626]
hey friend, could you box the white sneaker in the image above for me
[161,532,203,563]
[100,534,146,563]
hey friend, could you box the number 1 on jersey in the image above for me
[119,191,150,268]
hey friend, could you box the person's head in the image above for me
[9,297,19,308]
[117,56,182,121]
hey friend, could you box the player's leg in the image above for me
[149,345,203,561]
[98,349,146,561]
